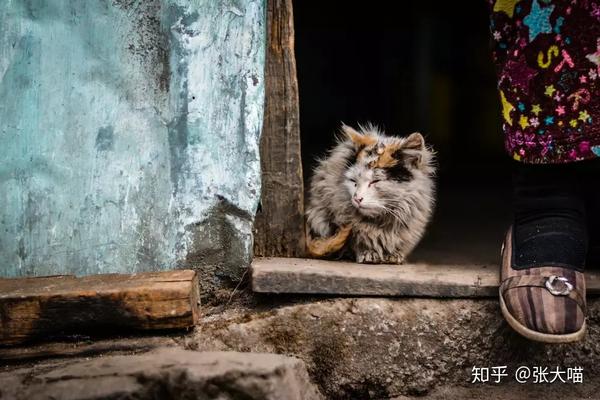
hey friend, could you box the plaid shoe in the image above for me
[499,227,587,343]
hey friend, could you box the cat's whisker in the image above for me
[380,205,404,221]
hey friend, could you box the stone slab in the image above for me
[252,257,600,297]
[193,297,600,398]
[0,348,323,400]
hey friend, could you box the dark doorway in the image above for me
[294,0,512,265]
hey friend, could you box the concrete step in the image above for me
[392,382,600,400]
[0,348,324,400]
[193,296,600,399]
[252,257,600,297]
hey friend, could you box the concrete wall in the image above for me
[0,0,265,286]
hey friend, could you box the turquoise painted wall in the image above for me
[0,0,265,283]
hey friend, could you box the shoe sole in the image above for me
[499,286,586,343]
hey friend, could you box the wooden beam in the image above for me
[251,257,600,298]
[0,270,200,346]
[253,0,305,257]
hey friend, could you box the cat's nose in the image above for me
[354,196,363,204]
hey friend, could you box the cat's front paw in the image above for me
[356,251,404,264]
[382,254,405,264]
[356,250,382,264]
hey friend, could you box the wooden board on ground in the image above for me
[0,270,200,346]
[252,257,600,297]
[0,336,176,362]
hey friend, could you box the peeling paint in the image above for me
[95,126,115,152]
[0,0,265,281]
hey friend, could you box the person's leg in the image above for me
[488,0,600,162]
[499,161,588,341]
[583,160,600,267]
[512,161,587,272]
[488,0,600,341]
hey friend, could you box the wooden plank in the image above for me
[0,270,200,346]
[253,0,305,257]
[251,257,600,298]
[0,336,175,362]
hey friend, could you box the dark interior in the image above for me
[294,0,512,265]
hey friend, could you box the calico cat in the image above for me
[305,124,436,264]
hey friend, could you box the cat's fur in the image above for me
[306,124,436,264]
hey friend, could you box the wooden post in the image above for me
[253,0,305,257]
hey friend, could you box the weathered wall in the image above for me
[0,1,265,286]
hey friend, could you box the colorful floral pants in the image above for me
[489,0,600,163]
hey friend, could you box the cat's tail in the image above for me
[306,225,352,257]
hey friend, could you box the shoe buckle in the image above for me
[545,275,573,296]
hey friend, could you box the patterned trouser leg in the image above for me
[488,0,600,163]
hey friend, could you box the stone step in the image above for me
[251,257,600,297]
[392,383,600,400]
[192,297,600,399]
[0,348,324,400]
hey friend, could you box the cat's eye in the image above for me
[369,180,380,186]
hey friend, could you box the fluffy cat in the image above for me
[305,124,436,264]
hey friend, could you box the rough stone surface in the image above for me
[0,1,265,289]
[0,348,323,400]
[5,295,600,399]
[190,297,600,399]
[390,382,600,400]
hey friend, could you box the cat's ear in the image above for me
[402,132,425,151]
[399,132,425,168]
[341,124,377,148]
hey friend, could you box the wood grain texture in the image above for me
[253,0,305,257]
[251,257,600,298]
[0,270,200,346]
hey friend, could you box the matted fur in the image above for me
[306,124,436,264]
